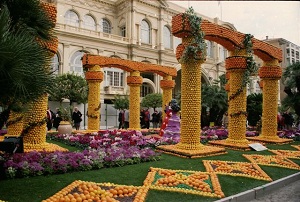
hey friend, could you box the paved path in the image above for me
[248,179,300,202]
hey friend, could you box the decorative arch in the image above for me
[82,54,176,131]
[157,10,288,157]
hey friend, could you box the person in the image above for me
[118,109,124,129]
[46,107,54,131]
[159,99,181,137]
[72,107,82,130]
[282,111,293,130]
[144,108,150,129]
[53,108,62,131]
[151,110,160,128]
[140,109,145,128]
[222,112,229,129]
[124,108,129,129]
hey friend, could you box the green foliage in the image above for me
[202,83,228,125]
[48,73,88,105]
[180,7,206,63]
[58,106,73,122]
[247,93,262,126]
[0,1,55,112]
[112,94,129,110]
[141,93,162,110]
[282,61,300,118]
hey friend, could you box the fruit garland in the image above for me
[179,7,206,63]
[6,116,23,127]
[21,117,47,136]
[228,34,258,118]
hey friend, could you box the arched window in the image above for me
[70,51,85,75]
[102,19,111,33]
[163,26,172,49]
[64,10,79,27]
[51,53,60,74]
[83,14,96,31]
[141,20,150,44]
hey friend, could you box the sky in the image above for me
[169,1,300,45]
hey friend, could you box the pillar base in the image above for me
[247,136,293,144]
[156,144,226,158]
[209,139,255,151]
[24,142,68,152]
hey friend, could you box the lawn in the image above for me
[0,139,300,202]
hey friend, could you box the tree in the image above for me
[141,93,162,111]
[282,62,300,119]
[48,73,88,106]
[201,83,228,126]
[0,0,55,128]
[246,93,262,126]
[112,94,129,110]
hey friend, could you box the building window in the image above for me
[174,37,181,49]
[102,19,111,33]
[219,46,227,61]
[206,40,214,58]
[83,14,96,31]
[64,10,79,27]
[104,68,124,87]
[141,83,153,97]
[70,51,85,75]
[51,54,59,74]
[120,26,126,37]
[141,20,150,44]
[163,26,172,49]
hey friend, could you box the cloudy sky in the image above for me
[169,1,300,45]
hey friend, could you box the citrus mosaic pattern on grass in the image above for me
[143,167,225,199]
[43,180,147,202]
[203,160,272,181]
[243,154,300,170]
[269,150,300,159]
[41,147,300,201]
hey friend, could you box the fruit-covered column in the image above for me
[160,75,175,119]
[225,49,249,146]
[127,71,143,130]
[85,65,103,131]
[256,60,292,142]
[22,2,59,151]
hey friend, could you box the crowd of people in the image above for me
[46,107,82,131]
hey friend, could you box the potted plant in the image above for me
[57,106,73,134]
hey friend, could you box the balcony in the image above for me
[55,23,129,43]
[104,86,125,95]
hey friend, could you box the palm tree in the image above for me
[0,0,55,128]
[282,62,300,119]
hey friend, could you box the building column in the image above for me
[85,65,103,131]
[127,71,143,130]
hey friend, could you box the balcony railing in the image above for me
[55,23,129,43]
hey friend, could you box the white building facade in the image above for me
[45,0,238,129]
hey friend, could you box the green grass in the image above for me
[0,141,300,202]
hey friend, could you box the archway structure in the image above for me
[156,11,291,158]
[82,54,177,130]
